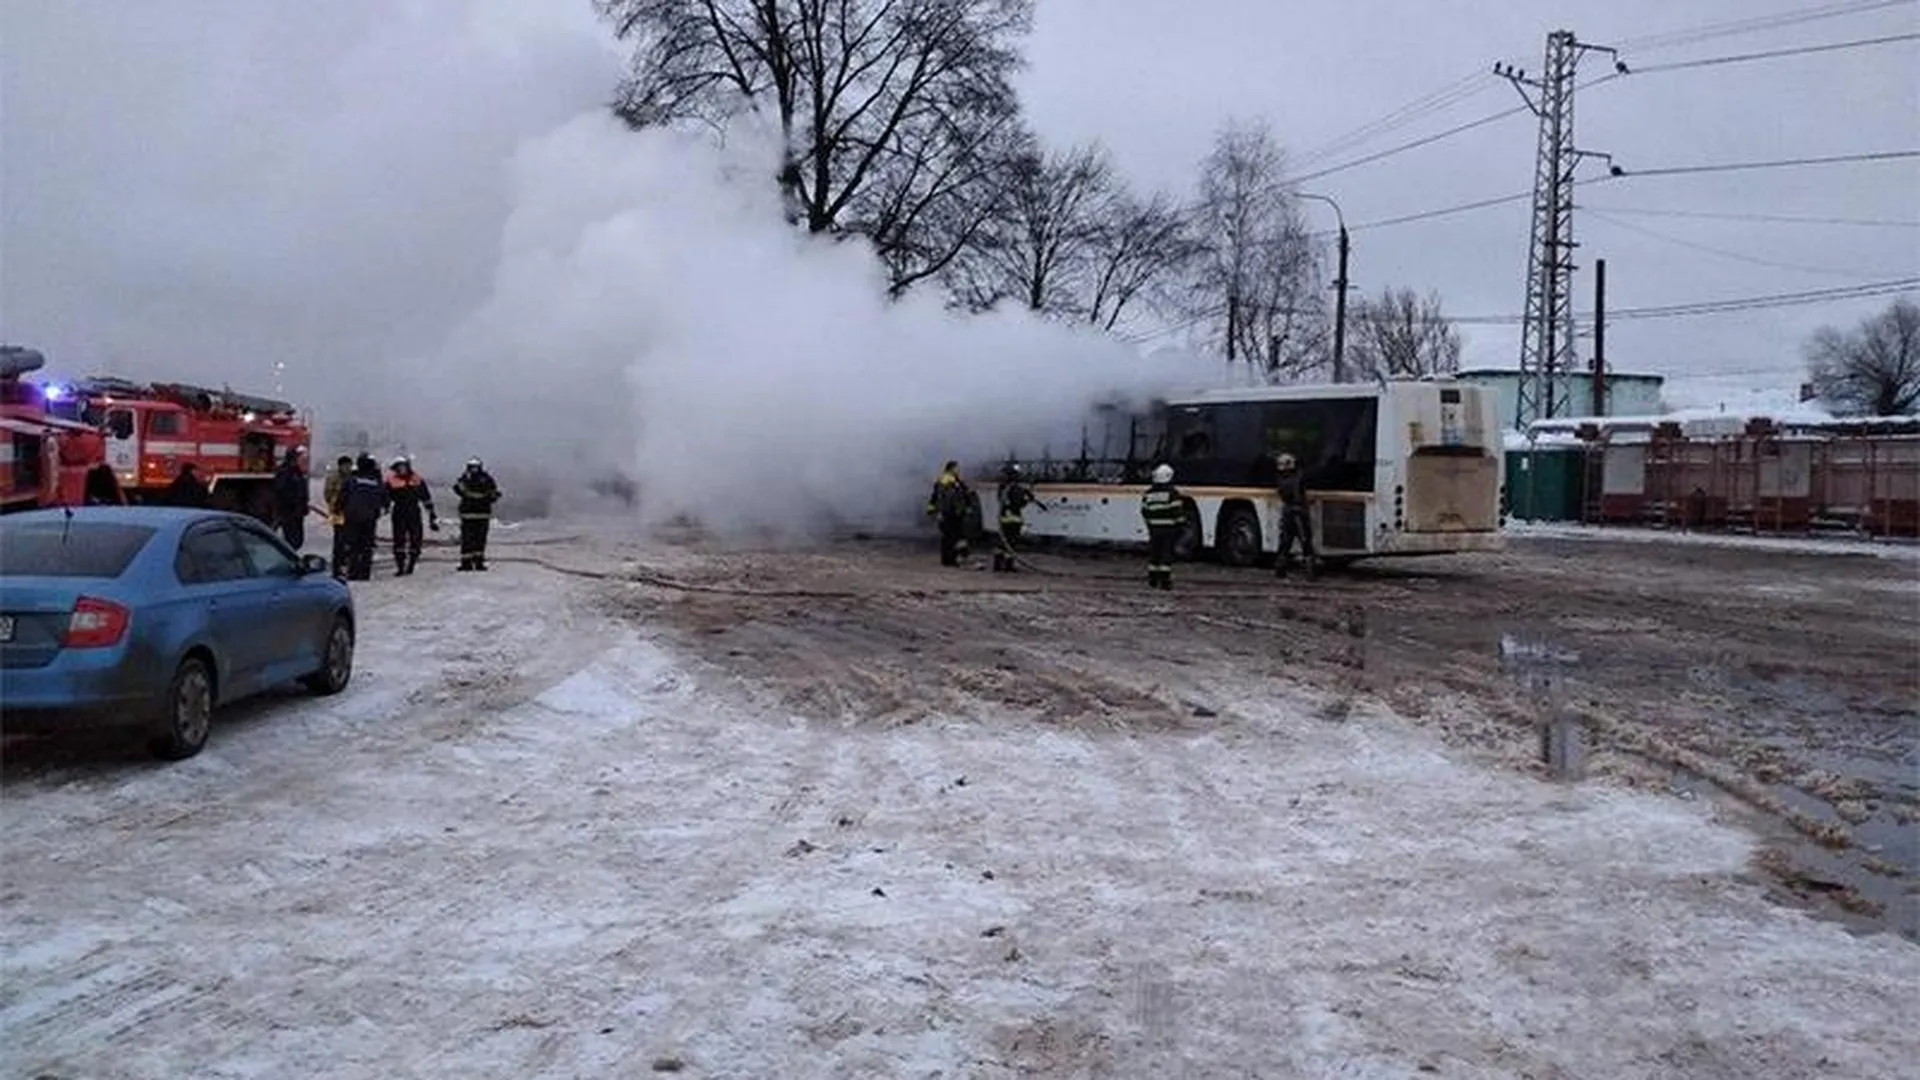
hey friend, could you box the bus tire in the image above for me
[1173,499,1202,562]
[1217,503,1262,568]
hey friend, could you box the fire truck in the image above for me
[2,346,108,513]
[41,374,312,521]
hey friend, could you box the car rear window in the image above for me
[0,521,157,578]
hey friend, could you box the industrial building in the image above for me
[1454,367,1667,428]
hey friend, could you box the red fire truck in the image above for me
[2,346,108,513]
[42,374,312,521]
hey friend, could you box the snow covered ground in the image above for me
[4,530,1918,1078]
[1505,520,1920,561]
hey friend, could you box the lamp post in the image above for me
[1295,192,1349,383]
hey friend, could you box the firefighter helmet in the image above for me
[1151,464,1174,484]
[1275,452,1297,471]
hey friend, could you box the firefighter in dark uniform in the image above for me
[1140,463,1186,590]
[453,458,502,571]
[992,462,1041,573]
[272,448,309,550]
[339,454,388,582]
[385,455,440,576]
[166,463,209,508]
[1273,451,1318,579]
[927,460,972,567]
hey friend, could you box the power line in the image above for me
[1614,149,1920,178]
[1293,73,1495,167]
[1582,209,1911,280]
[1615,0,1916,54]
[1626,30,1920,73]
[1579,205,1920,228]
[1121,278,1919,345]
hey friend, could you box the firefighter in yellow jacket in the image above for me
[324,455,352,580]
[927,460,972,567]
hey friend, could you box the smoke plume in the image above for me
[5,0,1208,537]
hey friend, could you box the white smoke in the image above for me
[7,0,1216,537]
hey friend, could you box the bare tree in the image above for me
[1083,190,1197,332]
[1182,118,1325,378]
[1806,297,1920,416]
[598,0,1033,292]
[1347,287,1464,380]
[952,142,1113,314]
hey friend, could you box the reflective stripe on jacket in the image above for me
[1140,484,1184,529]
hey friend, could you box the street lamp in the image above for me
[1295,191,1350,383]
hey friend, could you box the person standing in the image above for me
[452,458,501,571]
[82,462,126,506]
[324,455,353,579]
[1273,451,1317,579]
[1139,463,1186,590]
[165,463,209,508]
[926,460,973,567]
[272,448,309,551]
[992,462,1041,573]
[384,455,439,576]
[339,454,388,582]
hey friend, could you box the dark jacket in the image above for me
[928,473,970,522]
[386,474,435,522]
[1140,482,1185,529]
[273,460,308,515]
[166,472,209,508]
[83,464,125,506]
[453,469,501,518]
[1276,468,1307,507]
[997,479,1036,524]
[341,474,389,525]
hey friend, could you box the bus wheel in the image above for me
[1173,499,1202,562]
[1218,504,1262,568]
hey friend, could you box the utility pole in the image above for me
[1296,192,1349,383]
[1497,31,1616,429]
[1591,257,1607,416]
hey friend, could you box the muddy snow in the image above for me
[3,524,1917,1078]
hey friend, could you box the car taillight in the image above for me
[66,597,131,649]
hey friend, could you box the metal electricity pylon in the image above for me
[1496,31,1618,427]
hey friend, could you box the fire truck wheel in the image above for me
[149,656,214,761]
[301,615,355,696]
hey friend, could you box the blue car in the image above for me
[0,507,355,760]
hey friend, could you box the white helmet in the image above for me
[390,455,410,470]
[1152,464,1174,484]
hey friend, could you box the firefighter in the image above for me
[992,462,1042,573]
[272,448,309,550]
[385,455,440,576]
[452,458,501,571]
[83,462,126,506]
[1273,451,1318,579]
[926,460,972,567]
[1140,463,1186,590]
[339,454,388,582]
[165,463,209,508]
[324,455,353,579]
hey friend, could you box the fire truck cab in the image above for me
[46,376,312,521]
[2,346,106,513]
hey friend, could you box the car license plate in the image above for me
[0,615,13,643]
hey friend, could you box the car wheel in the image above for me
[150,657,214,761]
[1219,505,1262,568]
[302,615,354,696]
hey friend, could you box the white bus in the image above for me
[977,378,1506,567]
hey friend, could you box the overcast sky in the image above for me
[3,0,1915,418]
[1019,0,1919,404]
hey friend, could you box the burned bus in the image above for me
[977,378,1506,566]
